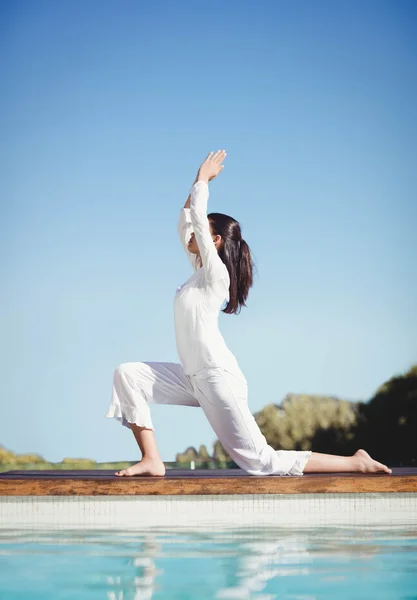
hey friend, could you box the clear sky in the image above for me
[1,0,416,463]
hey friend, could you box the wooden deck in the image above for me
[0,467,416,495]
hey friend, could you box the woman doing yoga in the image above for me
[106,149,392,478]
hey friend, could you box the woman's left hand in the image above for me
[197,150,227,183]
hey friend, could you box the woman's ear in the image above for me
[213,234,222,249]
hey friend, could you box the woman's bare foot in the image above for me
[354,449,392,474]
[115,457,166,477]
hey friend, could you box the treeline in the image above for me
[176,364,417,468]
[0,450,180,472]
[0,450,98,470]
[0,451,140,472]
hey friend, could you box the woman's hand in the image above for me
[184,150,227,208]
[196,149,227,184]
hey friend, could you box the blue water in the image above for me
[0,526,416,599]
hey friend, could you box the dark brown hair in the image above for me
[208,212,255,315]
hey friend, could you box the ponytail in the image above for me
[234,239,253,314]
[208,212,255,315]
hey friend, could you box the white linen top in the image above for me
[174,180,244,379]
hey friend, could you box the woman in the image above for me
[106,149,392,477]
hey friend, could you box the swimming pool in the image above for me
[0,524,416,599]
[1,471,416,598]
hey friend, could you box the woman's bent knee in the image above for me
[114,362,145,379]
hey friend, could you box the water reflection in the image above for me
[0,526,416,599]
[106,533,163,599]
[100,529,309,599]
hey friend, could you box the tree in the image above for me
[212,440,230,464]
[175,446,200,465]
[355,364,417,465]
[255,394,359,454]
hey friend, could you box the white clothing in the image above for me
[174,181,243,378]
[106,361,311,476]
[105,180,312,476]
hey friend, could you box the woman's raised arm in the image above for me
[177,203,199,272]
[178,150,226,273]
[188,150,228,283]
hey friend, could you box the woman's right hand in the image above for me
[197,150,227,183]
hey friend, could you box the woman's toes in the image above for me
[353,449,392,474]
[373,459,392,474]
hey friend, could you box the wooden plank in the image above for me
[0,468,416,495]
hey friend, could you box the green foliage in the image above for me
[212,440,229,462]
[355,364,417,464]
[175,446,200,464]
[0,447,46,466]
[258,394,360,454]
[0,446,144,473]
[61,457,96,466]
[175,444,229,469]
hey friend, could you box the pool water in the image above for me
[0,526,416,599]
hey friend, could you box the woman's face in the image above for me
[187,231,199,254]
[187,221,221,255]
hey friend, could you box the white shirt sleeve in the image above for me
[189,180,229,285]
[178,206,199,272]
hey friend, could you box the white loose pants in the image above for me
[106,361,311,476]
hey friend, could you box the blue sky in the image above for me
[1,0,416,463]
